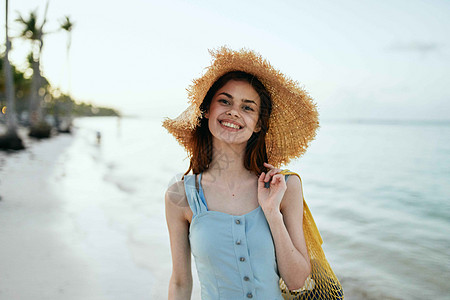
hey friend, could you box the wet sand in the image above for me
[0,125,163,299]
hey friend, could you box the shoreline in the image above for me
[0,123,155,299]
[0,128,99,299]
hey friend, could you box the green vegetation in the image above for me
[1,1,120,150]
[0,56,121,120]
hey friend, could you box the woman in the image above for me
[163,47,320,299]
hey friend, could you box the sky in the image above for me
[1,0,449,120]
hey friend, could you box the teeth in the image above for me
[221,121,240,129]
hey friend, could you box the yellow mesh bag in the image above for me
[279,170,344,300]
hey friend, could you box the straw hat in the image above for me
[162,46,320,167]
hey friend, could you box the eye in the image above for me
[218,99,230,105]
[243,105,254,112]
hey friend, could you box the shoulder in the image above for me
[280,171,303,212]
[285,172,302,192]
[165,175,190,216]
[165,179,185,201]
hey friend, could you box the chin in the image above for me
[215,132,253,146]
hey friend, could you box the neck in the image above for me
[206,138,252,181]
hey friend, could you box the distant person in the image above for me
[116,116,122,137]
[96,131,101,144]
[163,47,341,299]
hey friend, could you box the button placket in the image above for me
[231,216,255,298]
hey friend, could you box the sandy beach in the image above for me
[0,122,197,299]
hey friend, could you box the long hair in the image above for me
[184,71,272,176]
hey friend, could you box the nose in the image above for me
[226,107,239,118]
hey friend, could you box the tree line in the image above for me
[1,0,120,151]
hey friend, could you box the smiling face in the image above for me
[186,71,272,175]
[205,80,261,146]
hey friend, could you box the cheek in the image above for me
[249,115,260,128]
[207,104,221,119]
[207,117,216,130]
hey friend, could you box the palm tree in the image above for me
[15,1,51,138]
[0,0,25,150]
[60,15,74,93]
[55,15,75,133]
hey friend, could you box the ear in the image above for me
[254,120,261,133]
[202,108,209,119]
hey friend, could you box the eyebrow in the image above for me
[218,92,258,106]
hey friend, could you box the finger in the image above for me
[264,171,271,182]
[263,163,280,176]
[270,174,280,184]
[262,172,273,187]
[273,168,282,174]
[258,172,265,185]
[264,170,274,182]
[258,172,270,189]
[265,168,282,182]
[271,174,286,188]
[264,162,276,171]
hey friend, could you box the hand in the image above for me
[257,163,287,216]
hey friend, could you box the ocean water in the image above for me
[72,116,450,300]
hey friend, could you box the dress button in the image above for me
[236,240,241,245]
[243,276,250,281]
[240,257,246,262]
[235,219,241,224]
[247,292,253,298]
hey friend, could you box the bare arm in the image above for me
[267,175,311,290]
[258,166,311,291]
[165,180,193,300]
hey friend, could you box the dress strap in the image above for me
[197,173,209,209]
[183,174,208,217]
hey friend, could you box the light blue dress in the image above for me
[184,173,290,300]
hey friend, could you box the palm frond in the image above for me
[15,10,40,40]
[60,15,74,32]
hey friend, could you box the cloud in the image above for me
[387,41,442,55]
